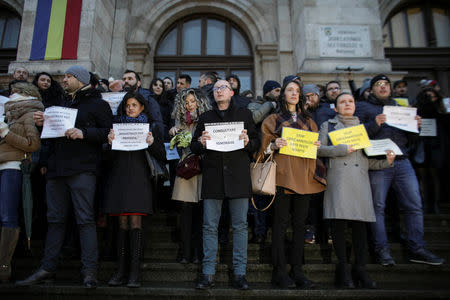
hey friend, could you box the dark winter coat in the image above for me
[137,87,164,138]
[355,94,416,158]
[201,83,215,105]
[312,98,336,128]
[103,122,166,214]
[45,87,113,178]
[191,100,259,200]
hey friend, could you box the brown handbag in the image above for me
[250,153,276,211]
[176,153,201,179]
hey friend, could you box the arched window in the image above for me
[383,5,450,47]
[155,15,254,92]
[0,5,21,73]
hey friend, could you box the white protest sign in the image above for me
[41,106,78,138]
[101,92,126,115]
[420,119,437,137]
[443,98,450,113]
[164,143,180,160]
[112,123,149,151]
[383,106,418,133]
[364,139,403,157]
[0,95,8,122]
[205,122,244,152]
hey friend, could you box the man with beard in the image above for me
[314,81,341,127]
[17,65,113,288]
[199,72,217,104]
[355,74,444,267]
[226,74,251,109]
[1,67,30,96]
[122,69,163,136]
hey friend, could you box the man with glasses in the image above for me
[314,81,341,127]
[191,80,259,290]
[355,74,444,267]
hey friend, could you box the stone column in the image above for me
[255,43,279,95]
[126,43,151,82]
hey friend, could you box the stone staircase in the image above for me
[1,203,450,299]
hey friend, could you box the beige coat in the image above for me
[318,116,392,222]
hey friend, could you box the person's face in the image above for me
[37,74,51,91]
[176,78,190,93]
[100,82,109,91]
[126,98,145,118]
[426,91,439,102]
[163,78,172,90]
[285,82,301,107]
[14,68,28,81]
[394,82,407,96]
[63,73,83,93]
[152,80,164,96]
[335,94,355,117]
[185,93,198,113]
[228,77,239,90]
[198,75,206,88]
[267,88,281,100]
[326,83,341,101]
[122,72,140,91]
[305,93,320,110]
[371,80,391,100]
[213,80,234,104]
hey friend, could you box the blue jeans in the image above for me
[369,159,425,253]
[0,169,22,228]
[202,198,248,276]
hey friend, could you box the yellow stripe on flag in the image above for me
[45,0,67,60]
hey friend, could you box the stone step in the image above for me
[1,282,450,300]
[11,260,450,287]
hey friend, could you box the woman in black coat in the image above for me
[104,91,165,288]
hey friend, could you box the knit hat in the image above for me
[302,84,320,97]
[393,79,407,88]
[282,75,300,86]
[263,80,281,95]
[359,78,371,96]
[370,74,390,89]
[65,65,90,85]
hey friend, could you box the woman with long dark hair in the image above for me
[32,72,65,108]
[150,78,172,142]
[104,91,165,288]
[258,80,325,289]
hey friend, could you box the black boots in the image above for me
[352,265,376,289]
[335,263,355,289]
[0,227,20,282]
[127,228,143,288]
[108,228,128,286]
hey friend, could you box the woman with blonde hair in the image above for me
[170,88,211,263]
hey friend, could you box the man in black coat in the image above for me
[191,80,259,290]
[226,74,251,109]
[17,66,113,288]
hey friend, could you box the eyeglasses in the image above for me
[374,81,389,87]
[213,85,231,92]
[327,87,340,91]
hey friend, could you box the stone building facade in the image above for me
[1,0,449,96]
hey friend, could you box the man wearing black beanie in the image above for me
[355,74,444,267]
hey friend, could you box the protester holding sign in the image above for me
[191,80,258,290]
[170,88,211,264]
[355,74,444,266]
[258,79,324,289]
[103,91,165,288]
[0,82,43,282]
[413,88,449,214]
[318,92,395,289]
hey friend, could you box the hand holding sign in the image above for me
[328,124,371,150]
[382,106,418,133]
[41,106,78,138]
[279,127,319,159]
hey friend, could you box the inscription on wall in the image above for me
[319,25,371,57]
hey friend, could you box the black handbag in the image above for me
[145,150,169,183]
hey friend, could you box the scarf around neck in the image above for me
[337,114,360,127]
[116,113,148,124]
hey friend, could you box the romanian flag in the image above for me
[30,0,82,60]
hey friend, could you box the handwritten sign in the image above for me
[102,92,126,115]
[328,124,371,150]
[112,123,149,151]
[164,143,180,160]
[41,106,78,138]
[279,127,319,159]
[319,25,371,57]
[383,106,418,133]
[420,119,437,137]
[393,97,409,107]
[205,122,244,152]
[364,139,403,157]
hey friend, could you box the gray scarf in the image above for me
[337,114,360,127]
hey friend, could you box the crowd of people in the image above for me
[0,65,448,291]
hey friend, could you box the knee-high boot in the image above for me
[0,227,20,282]
[127,228,142,288]
[108,228,128,286]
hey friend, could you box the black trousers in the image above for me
[271,188,311,274]
[179,201,203,259]
[330,219,367,266]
